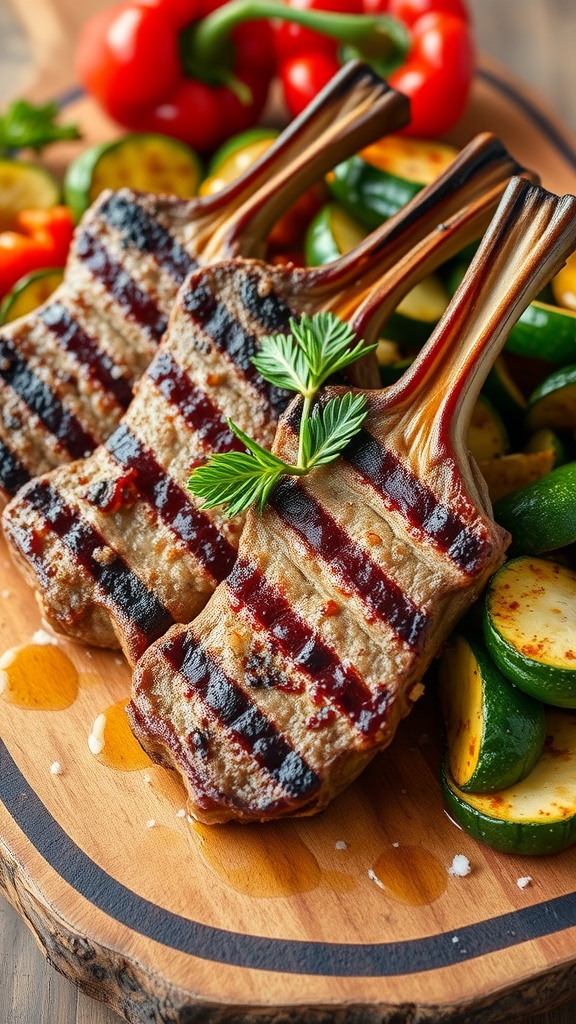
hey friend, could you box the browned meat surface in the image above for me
[0,63,406,501]
[128,179,576,823]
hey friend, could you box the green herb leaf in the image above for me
[188,451,285,518]
[251,331,309,396]
[0,100,81,156]
[301,392,368,469]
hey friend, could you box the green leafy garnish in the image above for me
[188,312,375,517]
[0,100,81,156]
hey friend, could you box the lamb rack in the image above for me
[3,136,525,664]
[0,63,407,501]
[128,178,576,823]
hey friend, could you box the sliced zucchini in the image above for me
[382,275,450,351]
[439,632,545,792]
[304,203,368,267]
[493,461,576,555]
[378,356,413,386]
[524,428,570,468]
[0,159,60,231]
[552,250,576,311]
[482,356,528,446]
[442,709,576,855]
[483,557,576,708]
[467,395,509,463]
[199,128,279,196]
[327,137,458,228]
[505,301,576,365]
[64,134,202,222]
[0,268,64,324]
[526,364,576,432]
[478,449,555,503]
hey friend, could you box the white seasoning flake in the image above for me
[50,761,63,776]
[88,713,106,756]
[392,842,400,848]
[517,876,532,890]
[146,819,156,829]
[1,590,12,600]
[335,840,348,850]
[368,869,386,891]
[176,808,186,818]
[143,773,152,784]
[451,936,459,944]
[32,629,56,646]
[448,854,471,877]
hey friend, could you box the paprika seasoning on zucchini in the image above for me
[76,0,410,152]
[276,0,474,135]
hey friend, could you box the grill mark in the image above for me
[346,430,487,574]
[181,275,291,418]
[0,336,97,459]
[0,439,30,495]
[227,559,391,737]
[239,273,295,334]
[99,193,195,285]
[269,479,429,649]
[147,350,243,454]
[40,302,134,411]
[75,230,168,341]
[15,480,175,655]
[164,631,320,801]
[106,424,236,583]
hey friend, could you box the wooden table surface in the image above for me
[0,0,575,1021]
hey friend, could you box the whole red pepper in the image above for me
[0,207,74,298]
[76,0,410,152]
[276,0,474,136]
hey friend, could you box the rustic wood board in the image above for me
[1,55,576,1024]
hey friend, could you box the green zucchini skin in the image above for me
[505,301,576,364]
[483,558,576,708]
[441,713,576,856]
[482,357,528,447]
[327,157,422,228]
[492,462,576,555]
[304,203,367,268]
[440,633,546,793]
[526,364,576,432]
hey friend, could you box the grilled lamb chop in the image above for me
[0,63,408,501]
[129,178,576,824]
[3,136,525,664]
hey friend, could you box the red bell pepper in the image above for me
[276,0,474,135]
[76,0,409,152]
[0,207,74,299]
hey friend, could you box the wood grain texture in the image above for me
[0,1,575,1022]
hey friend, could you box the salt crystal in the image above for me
[368,869,386,891]
[88,713,106,756]
[50,761,63,776]
[32,629,56,646]
[335,840,347,850]
[143,773,152,784]
[176,808,186,818]
[146,819,156,829]
[517,876,532,890]
[448,854,471,877]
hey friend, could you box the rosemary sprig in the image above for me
[188,312,375,516]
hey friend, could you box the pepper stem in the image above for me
[185,0,410,80]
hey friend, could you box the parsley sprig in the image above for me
[188,312,375,517]
[0,100,81,156]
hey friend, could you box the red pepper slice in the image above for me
[0,206,74,298]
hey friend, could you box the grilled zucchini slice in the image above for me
[0,159,60,231]
[493,461,576,555]
[467,395,509,463]
[200,128,278,196]
[442,709,576,855]
[478,449,556,503]
[64,133,202,221]
[304,203,367,266]
[526,364,576,432]
[525,428,570,468]
[439,632,545,792]
[552,250,576,310]
[505,301,576,364]
[483,557,576,708]
[0,268,64,324]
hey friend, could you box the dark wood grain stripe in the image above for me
[105,424,237,582]
[164,631,320,800]
[269,479,429,649]
[13,480,174,657]
[181,275,291,417]
[227,559,389,736]
[346,430,487,574]
[75,230,168,341]
[0,336,97,459]
[99,192,196,284]
[147,350,243,454]
[0,439,30,495]
[40,302,134,411]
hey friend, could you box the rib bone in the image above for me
[129,178,576,824]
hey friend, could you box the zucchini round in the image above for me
[0,268,64,324]
[0,159,60,231]
[327,136,458,228]
[442,709,576,855]
[439,633,546,792]
[552,251,576,311]
[493,460,576,555]
[467,395,509,463]
[526,364,576,432]
[304,203,367,267]
[482,356,527,446]
[483,557,576,708]
[524,428,570,468]
[505,301,576,364]
[64,134,202,222]
[200,128,279,196]
[478,450,556,504]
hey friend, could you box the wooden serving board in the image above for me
[1,30,576,1023]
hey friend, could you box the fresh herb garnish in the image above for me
[0,100,81,156]
[188,312,375,517]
